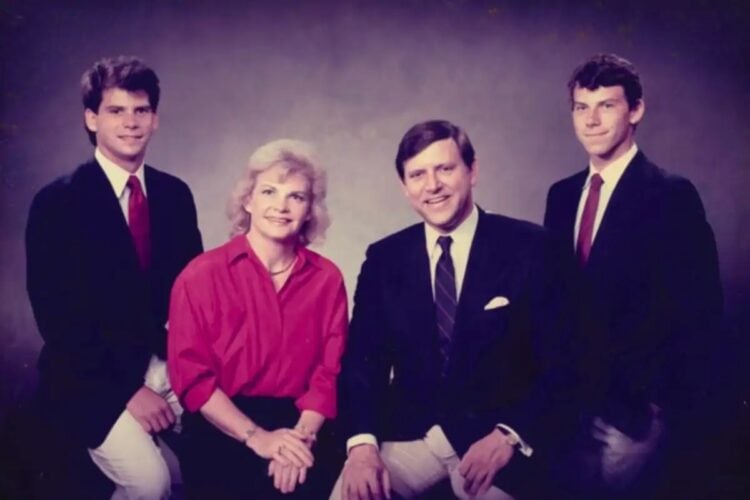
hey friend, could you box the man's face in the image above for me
[84,87,159,172]
[244,164,312,244]
[572,85,644,169]
[401,138,477,234]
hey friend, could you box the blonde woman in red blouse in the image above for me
[168,139,348,499]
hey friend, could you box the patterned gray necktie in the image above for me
[435,236,457,368]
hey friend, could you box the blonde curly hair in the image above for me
[227,139,329,246]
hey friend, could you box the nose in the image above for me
[273,196,290,212]
[425,171,442,193]
[123,111,138,128]
[585,107,600,127]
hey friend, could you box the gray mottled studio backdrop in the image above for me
[1,0,749,427]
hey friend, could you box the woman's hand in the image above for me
[268,459,308,494]
[246,427,314,468]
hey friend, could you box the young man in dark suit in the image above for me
[25,56,203,498]
[332,120,570,499]
[544,54,723,497]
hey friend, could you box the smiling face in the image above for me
[572,84,644,170]
[84,87,159,172]
[243,164,312,244]
[401,138,477,234]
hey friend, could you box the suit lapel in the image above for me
[76,160,143,274]
[403,227,438,340]
[561,170,588,252]
[587,152,647,269]
[454,210,511,338]
[144,166,166,271]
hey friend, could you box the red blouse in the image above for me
[167,235,348,418]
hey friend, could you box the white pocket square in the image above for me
[483,296,510,310]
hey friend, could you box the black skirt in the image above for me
[180,396,344,499]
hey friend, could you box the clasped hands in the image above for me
[341,429,514,499]
[245,424,317,494]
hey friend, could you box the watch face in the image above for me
[497,426,519,446]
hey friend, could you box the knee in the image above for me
[123,456,171,500]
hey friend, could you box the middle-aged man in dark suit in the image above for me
[544,53,723,497]
[331,120,571,499]
[25,56,203,498]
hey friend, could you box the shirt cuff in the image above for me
[496,423,534,457]
[346,433,379,455]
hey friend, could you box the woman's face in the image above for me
[244,164,312,244]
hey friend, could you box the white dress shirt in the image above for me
[95,148,147,223]
[425,204,478,300]
[574,144,638,249]
[347,205,532,457]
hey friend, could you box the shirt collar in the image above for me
[226,234,312,272]
[424,204,479,258]
[95,148,146,198]
[585,143,638,189]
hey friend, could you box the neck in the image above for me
[246,230,297,269]
[433,200,473,235]
[99,149,143,174]
[590,139,634,172]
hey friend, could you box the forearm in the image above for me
[296,409,325,435]
[199,387,258,442]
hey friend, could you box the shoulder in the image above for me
[144,165,195,197]
[30,160,99,209]
[300,247,346,285]
[548,168,587,197]
[635,155,705,210]
[365,222,423,258]
[480,211,547,242]
[478,211,555,265]
[176,239,232,284]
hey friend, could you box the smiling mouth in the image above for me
[266,217,291,225]
[424,195,450,205]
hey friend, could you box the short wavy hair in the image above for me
[395,120,475,181]
[568,53,643,110]
[81,56,160,145]
[227,139,329,246]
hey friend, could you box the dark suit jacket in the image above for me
[341,208,573,493]
[26,159,203,447]
[544,151,722,438]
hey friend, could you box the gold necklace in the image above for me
[268,256,296,276]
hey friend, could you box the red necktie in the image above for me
[576,173,603,266]
[127,175,151,270]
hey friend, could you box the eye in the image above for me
[440,164,455,173]
[603,102,615,109]
[260,188,274,195]
[408,170,424,180]
[291,193,308,202]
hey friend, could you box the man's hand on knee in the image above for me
[126,386,176,433]
[342,444,391,500]
[458,429,514,496]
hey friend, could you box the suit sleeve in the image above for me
[339,246,394,439]
[26,187,100,356]
[181,184,204,261]
[655,179,722,412]
[25,186,147,408]
[484,233,579,449]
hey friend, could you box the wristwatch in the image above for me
[496,425,520,447]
